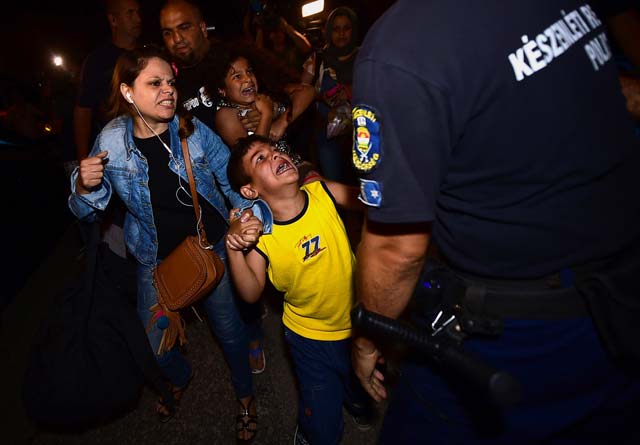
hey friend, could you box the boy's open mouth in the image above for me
[276,159,293,175]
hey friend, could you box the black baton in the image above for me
[351,304,521,407]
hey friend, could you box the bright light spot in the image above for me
[53,56,63,67]
[302,0,324,18]
[44,124,53,133]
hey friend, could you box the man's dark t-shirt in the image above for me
[175,52,217,130]
[76,42,124,144]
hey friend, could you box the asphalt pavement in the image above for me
[3,223,389,445]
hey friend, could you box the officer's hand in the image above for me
[352,337,387,401]
[77,151,108,195]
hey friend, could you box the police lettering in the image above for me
[353,108,377,123]
[508,4,604,82]
[584,32,612,71]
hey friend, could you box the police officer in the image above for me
[350,0,640,443]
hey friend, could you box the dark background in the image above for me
[1,0,394,82]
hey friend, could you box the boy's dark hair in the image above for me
[227,134,274,193]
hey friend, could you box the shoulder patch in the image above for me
[352,105,381,173]
[358,178,382,208]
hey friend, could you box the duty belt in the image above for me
[415,260,590,341]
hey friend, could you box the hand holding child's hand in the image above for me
[226,208,264,251]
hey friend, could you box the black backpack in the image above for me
[23,222,173,427]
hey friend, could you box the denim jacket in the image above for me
[69,114,272,266]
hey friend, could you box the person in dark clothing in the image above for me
[74,0,142,162]
[351,1,640,443]
[73,0,142,264]
[312,6,359,185]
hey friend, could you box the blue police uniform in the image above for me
[352,0,640,443]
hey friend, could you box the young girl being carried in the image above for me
[208,42,315,162]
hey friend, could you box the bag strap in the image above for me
[179,128,211,247]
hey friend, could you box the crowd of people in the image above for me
[68,0,366,443]
[60,0,640,444]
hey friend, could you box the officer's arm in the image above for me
[357,219,430,322]
[353,219,430,400]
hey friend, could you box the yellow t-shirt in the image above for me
[255,181,355,341]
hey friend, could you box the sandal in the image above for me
[156,370,195,423]
[236,396,258,443]
[249,343,266,374]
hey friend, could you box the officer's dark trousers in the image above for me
[379,314,640,444]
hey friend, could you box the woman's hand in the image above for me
[226,208,264,251]
[269,111,290,141]
[253,94,274,119]
[238,108,261,133]
[76,151,108,195]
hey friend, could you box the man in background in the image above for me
[73,0,142,259]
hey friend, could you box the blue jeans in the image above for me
[379,317,640,444]
[284,326,370,444]
[137,239,256,399]
[137,263,192,389]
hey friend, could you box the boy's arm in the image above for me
[226,209,267,303]
[324,180,363,211]
[226,247,267,304]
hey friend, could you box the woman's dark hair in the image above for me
[108,45,194,137]
[321,7,360,85]
[324,6,359,51]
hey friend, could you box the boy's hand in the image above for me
[226,208,264,251]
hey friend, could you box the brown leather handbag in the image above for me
[150,135,225,353]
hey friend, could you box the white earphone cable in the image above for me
[130,96,212,249]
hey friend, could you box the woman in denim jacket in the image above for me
[68,46,270,440]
